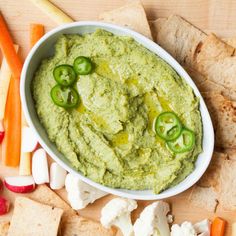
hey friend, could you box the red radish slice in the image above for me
[0,121,4,144]
[0,197,10,215]
[50,162,67,190]
[32,148,49,184]
[4,176,35,193]
[21,126,38,152]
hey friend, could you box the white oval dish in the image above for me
[20,21,214,200]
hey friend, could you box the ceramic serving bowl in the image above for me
[20,21,214,200]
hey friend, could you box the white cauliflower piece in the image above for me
[171,222,197,236]
[133,201,170,236]
[100,197,137,236]
[171,219,211,236]
[194,219,211,236]
[65,173,107,210]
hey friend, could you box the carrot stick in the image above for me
[0,12,23,79]
[30,24,45,48]
[0,45,19,145]
[0,13,22,166]
[0,45,19,120]
[211,217,226,236]
[2,76,21,167]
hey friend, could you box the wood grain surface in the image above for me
[0,1,235,235]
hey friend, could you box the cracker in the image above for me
[8,197,63,236]
[0,221,10,236]
[99,1,153,39]
[152,15,206,67]
[188,186,218,212]
[29,185,115,235]
[29,184,75,219]
[202,92,236,148]
[63,215,115,236]
[29,184,76,235]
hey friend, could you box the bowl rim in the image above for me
[20,21,214,200]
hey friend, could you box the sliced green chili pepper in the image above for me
[167,128,195,153]
[50,85,79,108]
[73,56,93,75]
[155,112,182,141]
[53,64,76,86]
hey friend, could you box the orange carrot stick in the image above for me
[2,77,21,167]
[211,217,226,236]
[30,24,45,48]
[0,13,22,167]
[0,12,23,79]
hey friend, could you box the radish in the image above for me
[4,176,35,193]
[32,148,49,184]
[21,126,38,152]
[0,197,10,215]
[49,162,67,190]
[0,121,4,144]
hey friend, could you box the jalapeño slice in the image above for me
[167,128,195,153]
[73,56,92,75]
[53,64,76,87]
[50,85,79,108]
[155,112,182,141]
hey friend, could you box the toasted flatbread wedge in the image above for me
[149,18,166,38]
[185,67,207,87]
[196,33,235,61]
[190,151,236,211]
[223,37,236,50]
[195,34,236,90]
[197,152,228,190]
[0,221,10,236]
[188,186,218,212]
[151,15,206,67]
[223,148,236,160]
[218,159,236,210]
[202,92,236,148]
[8,197,63,236]
[199,80,236,101]
[186,65,236,101]
[99,1,153,39]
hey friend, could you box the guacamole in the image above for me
[32,29,202,193]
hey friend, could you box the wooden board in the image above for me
[0,0,235,235]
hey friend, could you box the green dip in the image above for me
[32,29,202,193]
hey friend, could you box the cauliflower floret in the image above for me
[100,197,137,236]
[194,219,211,236]
[133,201,170,236]
[171,221,197,236]
[65,173,107,210]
